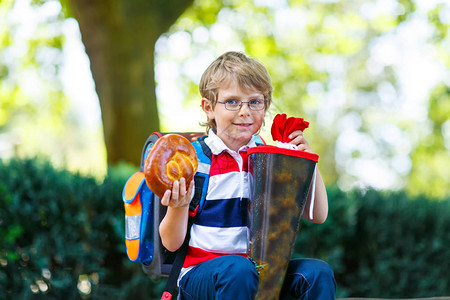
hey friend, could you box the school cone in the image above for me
[247,145,318,299]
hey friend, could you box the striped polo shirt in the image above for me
[181,130,259,275]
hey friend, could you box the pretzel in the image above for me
[144,134,198,198]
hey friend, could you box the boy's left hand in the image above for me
[288,130,312,152]
[160,177,194,208]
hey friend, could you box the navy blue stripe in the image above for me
[195,198,249,227]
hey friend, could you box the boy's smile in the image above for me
[202,80,266,151]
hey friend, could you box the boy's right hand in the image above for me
[160,177,194,208]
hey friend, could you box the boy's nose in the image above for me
[239,102,251,115]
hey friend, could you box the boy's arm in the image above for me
[288,129,328,223]
[159,178,193,252]
[302,168,328,223]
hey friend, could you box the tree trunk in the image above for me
[67,0,193,166]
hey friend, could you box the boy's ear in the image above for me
[201,98,215,120]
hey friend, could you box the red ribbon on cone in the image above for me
[271,113,309,143]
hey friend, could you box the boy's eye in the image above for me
[226,99,239,105]
[249,99,263,105]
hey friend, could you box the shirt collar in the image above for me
[205,129,257,155]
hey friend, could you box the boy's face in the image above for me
[202,80,266,151]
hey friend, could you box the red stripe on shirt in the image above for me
[183,246,247,268]
[209,152,240,176]
[240,151,249,172]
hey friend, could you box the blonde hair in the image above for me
[199,51,273,131]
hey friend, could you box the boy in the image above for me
[159,51,336,299]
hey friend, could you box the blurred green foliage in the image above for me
[408,83,450,198]
[0,158,165,299]
[296,187,450,298]
[157,0,450,197]
[1,0,450,196]
[1,158,449,298]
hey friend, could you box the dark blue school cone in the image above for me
[248,145,318,299]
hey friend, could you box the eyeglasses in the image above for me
[216,99,266,111]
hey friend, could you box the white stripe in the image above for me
[205,129,257,155]
[197,161,210,174]
[309,166,317,220]
[207,172,250,200]
[189,224,248,253]
[125,215,141,240]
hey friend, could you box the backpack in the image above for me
[122,132,264,299]
[122,132,211,276]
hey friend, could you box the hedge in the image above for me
[0,158,165,300]
[0,158,449,299]
[296,188,450,298]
